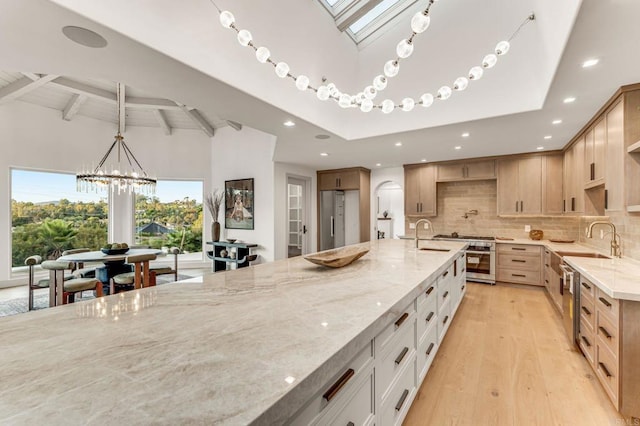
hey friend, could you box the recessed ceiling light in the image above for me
[376,163,382,167]
[421,159,427,162]
[454,146,462,150]
[582,58,599,68]
[537,146,544,150]
[315,134,330,140]
[283,120,295,127]
[395,142,402,147]
[552,119,562,125]
[320,152,329,157]
[564,97,576,104]
[461,132,470,138]
[62,26,108,48]
[544,135,552,140]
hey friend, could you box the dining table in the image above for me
[55,248,162,305]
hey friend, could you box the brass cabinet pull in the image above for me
[426,286,434,296]
[511,259,526,263]
[520,201,523,211]
[580,335,591,347]
[581,306,591,316]
[395,347,409,365]
[323,368,355,402]
[442,291,449,300]
[598,326,612,339]
[443,315,449,325]
[395,312,409,328]
[598,297,612,308]
[590,162,595,181]
[426,342,435,356]
[581,282,591,290]
[511,247,526,251]
[599,362,612,378]
[512,274,526,278]
[515,201,519,212]
[426,312,434,322]
[395,389,410,411]
[605,189,608,210]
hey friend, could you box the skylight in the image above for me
[348,0,400,34]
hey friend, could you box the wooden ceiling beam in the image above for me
[177,104,215,137]
[0,74,58,104]
[153,110,172,135]
[62,93,87,121]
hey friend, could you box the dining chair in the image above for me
[111,253,157,294]
[62,248,97,278]
[149,247,180,285]
[40,260,103,306]
[25,255,43,311]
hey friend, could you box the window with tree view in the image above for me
[134,180,203,259]
[11,169,108,268]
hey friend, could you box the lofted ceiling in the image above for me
[1,0,640,170]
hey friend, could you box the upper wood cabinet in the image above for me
[563,137,585,214]
[605,100,624,212]
[584,118,606,188]
[543,153,564,215]
[404,164,436,217]
[497,156,542,215]
[437,159,495,182]
[318,169,360,191]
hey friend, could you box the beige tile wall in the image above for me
[405,180,580,241]
[579,212,640,259]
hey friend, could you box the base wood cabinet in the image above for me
[289,256,466,426]
[496,244,542,286]
[404,164,436,217]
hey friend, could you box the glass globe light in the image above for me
[420,93,434,107]
[384,60,400,78]
[219,11,235,28]
[237,29,252,47]
[411,12,430,33]
[360,99,373,112]
[381,99,394,114]
[275,62,290,78]
[396,39,414,59]
[356,92,365,102]
[495,40,510,55]
[373,75,387,91]
[317,85,330,100]
[437,86,452,100]
[364,86,377,100]
[402,98,415,112]
[338,94,352,108]
[295,75,309,91]
[468,66,484,80]
[453,77,469,91]
[255,47,270,63]
[482,54,498,68]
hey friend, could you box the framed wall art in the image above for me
[225,178,254,230]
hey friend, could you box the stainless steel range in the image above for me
[433,233,496,284]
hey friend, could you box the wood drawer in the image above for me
[595,287,619,323]
[496,267,541,286]
[579,317,595,366]
[375,301,416,355]
[596,311,620,358]
[437,299,452,342]
[580,277,596,299]
[376,317,416,403]
[417,293,437,344]
[417,321,439,382]
[320,371,374,426]
[290,342,373,425]
[579,294,595,332]
[379,356,417,426]
[497,244,542,255]
[595,342,620,409]
[498,253,542,272]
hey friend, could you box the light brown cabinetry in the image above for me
[496,244,542,286]
[318,169,360,191]
[605,100,624,211]
[543,153,564,215]
[404,164,436,217]
[563,137,585,214]
[497,156,542,215]
[436,159,495,182]
[584,118,606,188]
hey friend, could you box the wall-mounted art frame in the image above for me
[225,178,254,230]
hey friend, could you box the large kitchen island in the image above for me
[0,239,467,425]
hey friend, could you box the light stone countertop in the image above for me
[0,239,466,425]
[563,256,640,302]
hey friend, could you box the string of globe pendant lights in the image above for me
[210,0,535,113]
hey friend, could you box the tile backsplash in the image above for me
[405,180,580,241]
[579,212,640,260]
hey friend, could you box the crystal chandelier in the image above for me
[76,84,156,194]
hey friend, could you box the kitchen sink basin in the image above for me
[419,247,451,252]
[556,251,611,259]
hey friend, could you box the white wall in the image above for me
[212,126,276,263]
[274,162,317,260]
[370,167,405,240]
[0,101,212,285]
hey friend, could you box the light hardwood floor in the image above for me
[404,282,623,426]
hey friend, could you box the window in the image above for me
[11,169,108,268]
[134,180,203,260]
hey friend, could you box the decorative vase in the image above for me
[212,221,221,242]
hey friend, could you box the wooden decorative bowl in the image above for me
[304,246,369,268]
[529,229,544,240]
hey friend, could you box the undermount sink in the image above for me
[556,251,611,259]
[419,247,451,252]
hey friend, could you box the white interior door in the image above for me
[287,177,310,257]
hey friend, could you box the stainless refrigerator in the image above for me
[320,190,345,251]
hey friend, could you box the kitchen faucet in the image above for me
[414,219,434,248]
[586,221,621,258]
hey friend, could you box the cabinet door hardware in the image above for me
[581,282,591,290]
[426,342,435,356]
[511,247,526,251]
[598,362,612,378]
[515,201,519,212]
[598,326,612,339]
[426,286,435,296]
[512,274,527,278]
[442,270,449,278]
[395,312,409,328]
[395,347,409,365]
[322,368,355,402]
[580,335,592,347]
[571,197,576,212]
[395,389,409,411]
[461,284,465,291]
[442,291,449,300]
[604,189,608,210]
[511,259,527,263]
[520,201,523,212]
[581,306,592,316]
[590,162,595,181]
[598,297,612,308]
[426,312,434,322]
[442,315,449,325]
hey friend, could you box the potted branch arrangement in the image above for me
[206,190,225,242]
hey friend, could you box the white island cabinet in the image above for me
[0,239,466,426]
